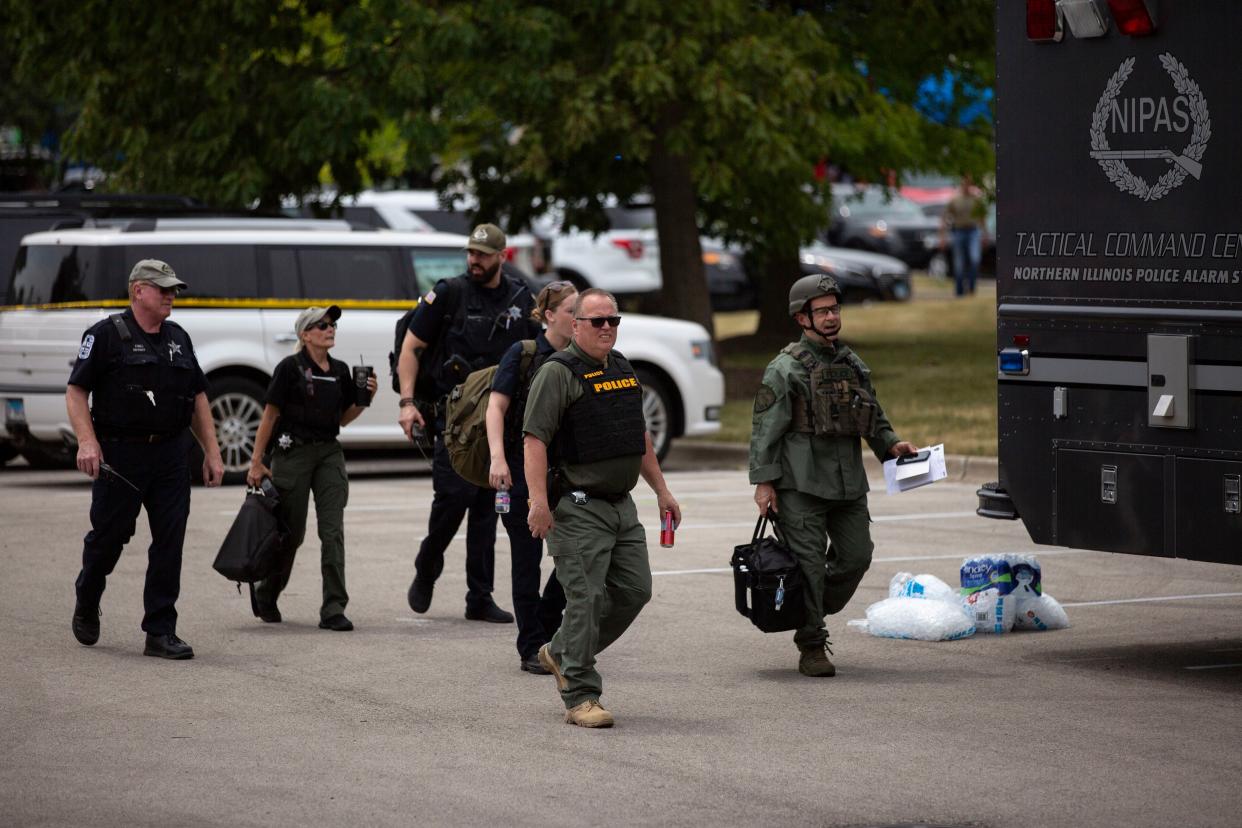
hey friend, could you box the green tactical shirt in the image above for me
[523,341,643,496]
[748,334,900,501]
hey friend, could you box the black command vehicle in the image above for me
[978,1,1242,565]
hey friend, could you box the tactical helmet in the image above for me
[788,272,841,316]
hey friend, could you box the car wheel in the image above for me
[207,376,266,485]
[890,280,912,301]
[636,368,674,462]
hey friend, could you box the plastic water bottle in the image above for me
[495,486,510,514]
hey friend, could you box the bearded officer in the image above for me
[750,273,916,677]
[66,259,225,659]
[524,288,681,728]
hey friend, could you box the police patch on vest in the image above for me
[78,335,95,360]
[754,384,776,413]
[592,377,639,393]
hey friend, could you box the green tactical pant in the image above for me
[546,493,652,709]
[255,441,350,621]
[776,490,873,650]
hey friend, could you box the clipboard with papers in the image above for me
[883,443,947,494]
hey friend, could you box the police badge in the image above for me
[277,433,293,450]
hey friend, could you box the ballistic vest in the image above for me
[90,313,197,436]
[782,343,879,438]
[428,274,534,399]
[279,352,346,441]
[548,349,647,465]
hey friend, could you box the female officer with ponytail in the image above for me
[246,306,376,632]
[485,281,576,674]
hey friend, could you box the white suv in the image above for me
[0,225,723,480]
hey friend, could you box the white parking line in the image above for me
[1061,592,1242,608]
[1184,663,1242,671]
[651,548,1086,577]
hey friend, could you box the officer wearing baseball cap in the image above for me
[395,223,539,625]
[748,272,917,677]
[246,305,375,632]
[66,259,224,659]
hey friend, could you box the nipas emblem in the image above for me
[1089,53,1211,202]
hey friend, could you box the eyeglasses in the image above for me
[576,316,622,329]
[809,305,842,318]
[311,320,337,331]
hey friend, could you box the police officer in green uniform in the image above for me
[246,306,376,631]
[524,288,681,728]
[750,273,917,677]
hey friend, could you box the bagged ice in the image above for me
[864,597,975,641]
[888,572,958,603]
[1013,589,1070,631]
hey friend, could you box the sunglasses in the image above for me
[311,320,337,331]
[544,280,575,292]
[576,316,622,329]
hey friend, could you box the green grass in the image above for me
[699,275,999,455]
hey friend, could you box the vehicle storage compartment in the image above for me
[1056,449,1165,557]
[1175,458,1242,565]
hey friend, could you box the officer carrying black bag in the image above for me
[731,512,806,633]
[213,477,289,589]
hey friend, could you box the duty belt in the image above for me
[98,431,180,444]
[564,489,628,505]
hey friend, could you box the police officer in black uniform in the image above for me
[396,223,539,623]
[66,259,224,659]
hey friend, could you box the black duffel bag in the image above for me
[212,477,288,585]
[731,512,806,633]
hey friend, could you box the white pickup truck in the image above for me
[0,225,724,480]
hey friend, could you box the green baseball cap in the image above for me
[464,223,506,255]
[128,259,187,290]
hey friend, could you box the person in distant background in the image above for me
[939,175,988,297]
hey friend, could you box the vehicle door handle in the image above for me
[273,334,298,343]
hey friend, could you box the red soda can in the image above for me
[660,509,675,548]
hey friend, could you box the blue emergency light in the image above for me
[999,347,1030,376]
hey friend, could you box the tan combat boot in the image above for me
[538,643,568,692]
[798,644,837,677]
[565,699,615,728]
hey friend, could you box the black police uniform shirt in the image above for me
[265,351,358,442]
[68,308,208,436]
[492,332,554,398]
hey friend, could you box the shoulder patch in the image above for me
[423,289,436,304]
[78,335,95,360]
[753,383,777,414]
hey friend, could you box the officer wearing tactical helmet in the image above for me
[750,272,917,677]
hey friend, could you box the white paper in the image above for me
[883,443,947,494]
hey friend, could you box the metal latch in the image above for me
[1101,465,1118,504]
[1226,475,1241,515]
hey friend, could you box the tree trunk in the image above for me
[646,111,713,338]
[754,247,803,345]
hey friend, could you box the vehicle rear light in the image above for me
[702,251,722,265]
[503,246,517,262]
[1013,334,1031,347]
[1106,0,1156,36]
[999,347,1031,376]
[1058,0,1110,38]
[612,238,644,259]
[1027,0,1063,41]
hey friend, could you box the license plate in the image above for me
[4,398,26,426]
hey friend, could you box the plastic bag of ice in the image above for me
[960,556,1017,634]
[863,597,975,641]
[888,572,958,603]
[1013,588,1070,631]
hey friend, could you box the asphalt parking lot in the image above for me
[1,450,1240,828]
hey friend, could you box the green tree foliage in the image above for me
[4,0,433,207]
[4,0,993,338]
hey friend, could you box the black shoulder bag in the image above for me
[730,512,806,633]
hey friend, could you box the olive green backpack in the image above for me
[442,340,537,488]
